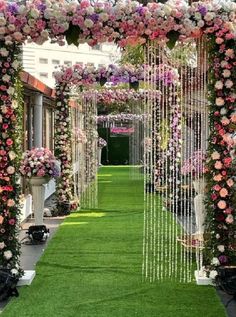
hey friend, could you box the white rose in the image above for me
[23,25,31,34]
[0,48,9,57]
[4,250,13,260]
[211,257,220,266]
[209,270,218,279]
[9,151,16,160]
[223,69,231,78]
[0,242,5,249]
[215,97,225,106]
[225,79,233,88]
[2,74,10,83]
[11,269,18,275]
[217,245,225,252]
[84,19,94,28]
[220,108,227,115]
[0,17,6,26]
[7,87,15,95]
[204,12,215,21]
[7,166,15,174]
[215,80,223,89]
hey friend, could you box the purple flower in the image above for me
[218,255,228,265]
[198,5,207,16]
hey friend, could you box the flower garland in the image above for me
[54,63,177,88]
[0,43,23,278]
[0,0,235,48]
[204,30,236,268]
[54,84,73,206]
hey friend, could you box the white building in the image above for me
[22,41,120,88]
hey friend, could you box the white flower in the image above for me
[216,233,220,239]
[12,60,19,70]
[211,257,220,266]
[23,25,31,34]
[0,48,9,57]
[7,166,15,174]
[220,108,227,115]
[2,74,10,83]
[225,79,233,88]
[11,269,18,275]
[0,17,6,26]
[84,19,94,28]
[217,245,225,252]
[209,270,218,279]
[215,80,223,89]
[30,9,40,19]
[7,87,15,95]
[222,69,231,78]
[4,250,13,260]
[215,97,225,106]
[8,24,15,32]
[0,27,6,35]
[100,13,109,22]
[0,242,5,249]
[204,12,215,21]
[13,32,23,42]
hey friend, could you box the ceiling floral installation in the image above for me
[0,0,235,277]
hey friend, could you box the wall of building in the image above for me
[23,41,120,88]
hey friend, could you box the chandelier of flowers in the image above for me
[0,0,235,279]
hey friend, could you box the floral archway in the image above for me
[0,0,236,280]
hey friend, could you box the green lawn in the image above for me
[2,166,226,317]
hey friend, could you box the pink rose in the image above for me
[225,214,234,224]
[213,184,221,191]
[214,161,223,169]
[6,138,13,146]
[219,188,228,197]
[215,97,225,106]
[211,193,218,201]
[231,114,236,123]
[217,200,227,210]
[227,179,234,187]
[37,169,45,177]
[213,174,223,181]
[7,199,15,207]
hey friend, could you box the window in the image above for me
[39,58,48,64]
[43,107,54,151]
[64,61,72,67]
[39,72,48,79]
[52,59,60,65]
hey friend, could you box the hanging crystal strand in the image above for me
[160,47,166,280]
[142,43,149,281]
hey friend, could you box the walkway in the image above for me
[2,167,226,317]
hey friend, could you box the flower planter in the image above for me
[28,177,48,226]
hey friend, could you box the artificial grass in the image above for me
[2,166,226,317]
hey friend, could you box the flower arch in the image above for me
[0,0,235,279]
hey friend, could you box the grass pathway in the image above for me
[2,166,226,317]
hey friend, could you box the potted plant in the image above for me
[97,137,107,167]
[20,148,60,225]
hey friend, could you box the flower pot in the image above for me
[28,177,48,226]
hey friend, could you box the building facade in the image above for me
[23,42,120,88]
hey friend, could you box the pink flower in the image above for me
[7,199,15,207]
[225,214,234,224]
[216,37,224,44]
[217,200,227,210]
[219,188,228,197]
[213,184,221,191]
[211,193,218,201]
[214,161,223,169]
[221,117,230,126]
[6,138,13,146]
[8,218,15,225]
[215,97,225,106]
[227,179,234,187]
[37,169,46,177]
[231,114,236,123]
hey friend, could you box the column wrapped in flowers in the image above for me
[0,43,23,278]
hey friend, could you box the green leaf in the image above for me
[65,24,80,46]
[166,31,180,50]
